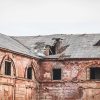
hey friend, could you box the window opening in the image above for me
[90,67,100,80]
[53,68,61,80]
[27,67,32,79]
[5,61,11,75]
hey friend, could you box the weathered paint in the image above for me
[1,49,100,100]
[0,50,39,100]
[39,60,100,100]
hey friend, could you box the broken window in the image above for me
[5,61,11,75]
[94,40,100,46]
[53,68,61,80]
[90,67,100,80]
[27,67,32,79]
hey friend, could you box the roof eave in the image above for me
[0,47,42,60]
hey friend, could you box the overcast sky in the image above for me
[0,0,100,36]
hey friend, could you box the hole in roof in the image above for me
[94,40,100,46]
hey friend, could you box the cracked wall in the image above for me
[0,50,39,100]
[39,59,100,100]
[1,48,100,100]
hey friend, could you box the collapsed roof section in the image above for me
[0,33,100,59]
[12,34,69,58]
[93,40,100,46]
[11,34,100,58]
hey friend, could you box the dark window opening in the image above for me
[27,67,32,79]
[5,61,11,75]
[53,68,61,80]
[94,40,100,46]
[90,67,100,80]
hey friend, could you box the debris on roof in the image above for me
[12,34,100,58]
[0,33,97,59]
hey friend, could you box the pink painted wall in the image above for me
[0,50,39,100]
[39,60,100,100]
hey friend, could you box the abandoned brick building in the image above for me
[0,33,100,100]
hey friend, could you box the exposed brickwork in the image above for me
[0,50,39,100]
[39,60,100,100]
[1,48,100,100]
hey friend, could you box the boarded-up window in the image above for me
[90,67,100,80]
[27,67,32,79]
[5,61,11,75]
[53,68,61,80]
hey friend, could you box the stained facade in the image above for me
[0,50,39,100]
[0,33,100,100]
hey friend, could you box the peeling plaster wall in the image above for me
[39,60,100,100]
[0,50,39,100]
[1,48,100,100]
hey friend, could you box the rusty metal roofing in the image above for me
[12,34,100,58]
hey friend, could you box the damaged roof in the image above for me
[12,33,100,58]
[1,33,100,58]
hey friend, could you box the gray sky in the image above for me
[0,0,100,36]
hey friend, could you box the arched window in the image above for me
[5,61,11,75]
[0,55,16,76]
[25,61,38,80]
[27,67,32,79]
